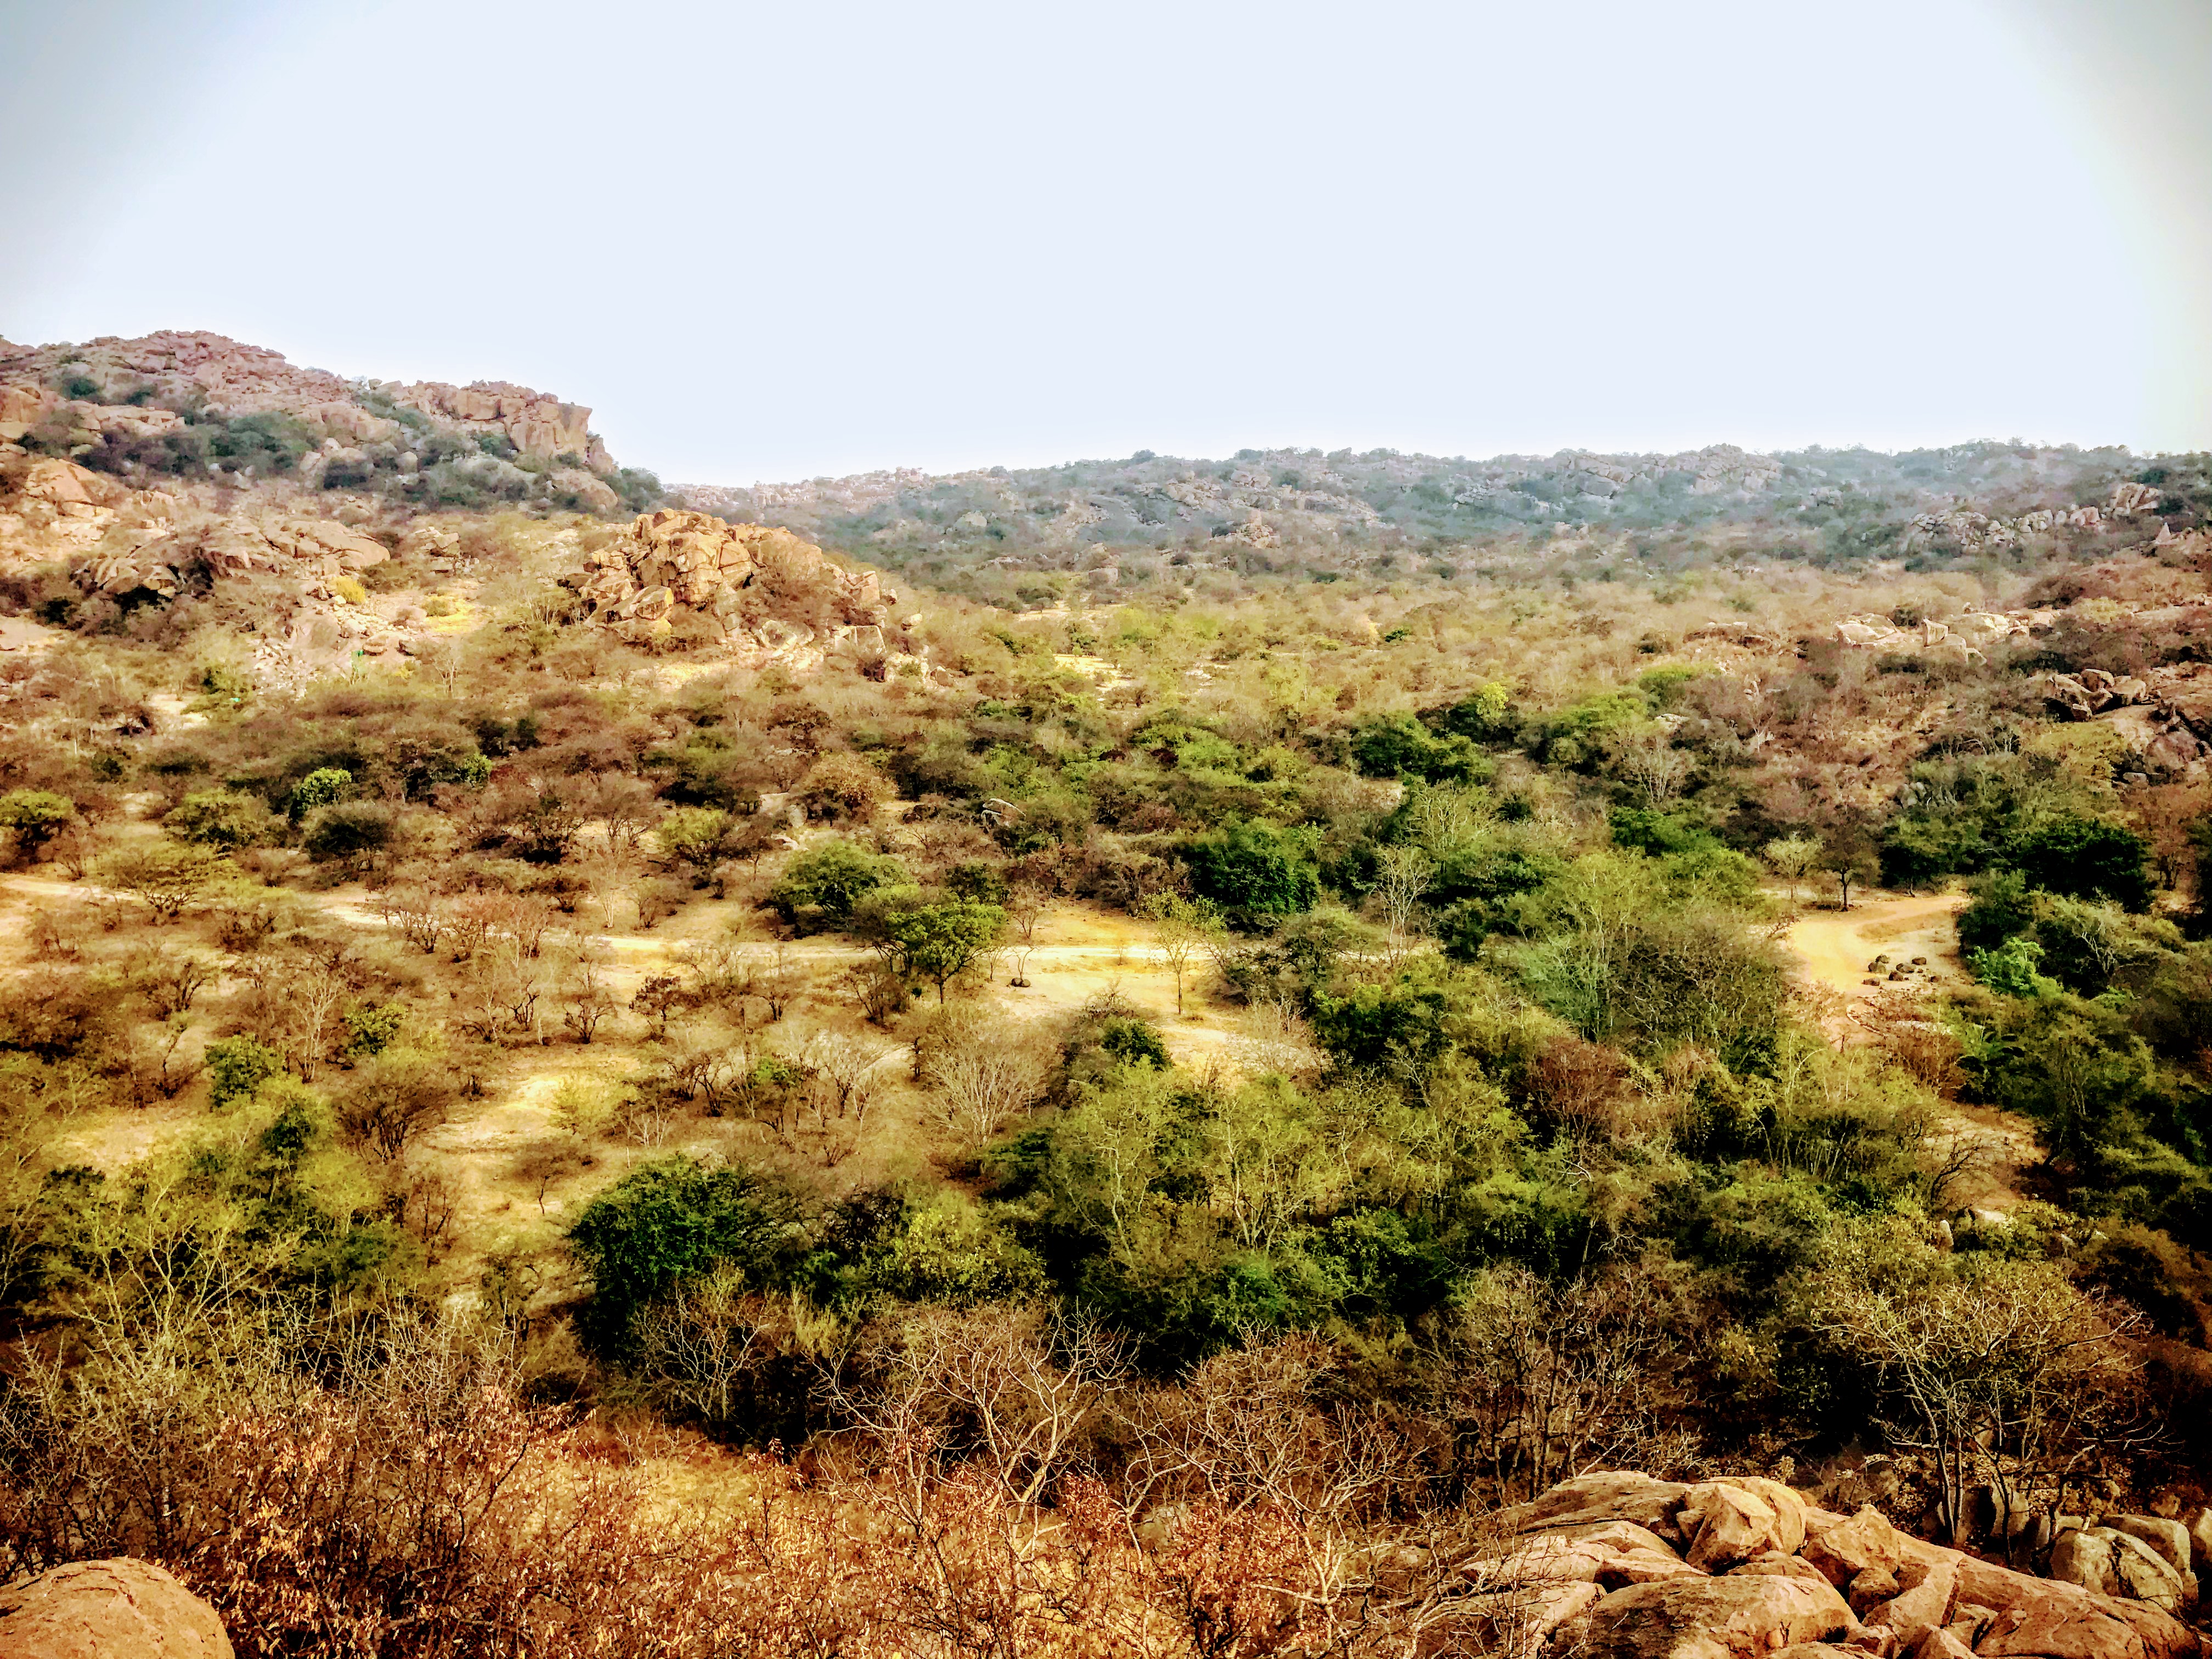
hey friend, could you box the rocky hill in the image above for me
[0,330,662,517]
[0,330,921,691]
[678,441,2209,606]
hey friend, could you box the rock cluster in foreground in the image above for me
[1464,1472,2202,1659]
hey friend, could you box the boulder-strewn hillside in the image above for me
[0,330,663,517]
[0,330,929,689]
[1466,1470,2205,1659]
[679,442,2211,606]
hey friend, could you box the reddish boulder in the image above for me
[0,1558,232,1659]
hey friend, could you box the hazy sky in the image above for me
[2,0,2207,482]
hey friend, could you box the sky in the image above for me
[1,0,2207,484]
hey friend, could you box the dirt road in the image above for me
[1781,890,1967,1005]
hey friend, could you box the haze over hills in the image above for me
[677,438,2190,605]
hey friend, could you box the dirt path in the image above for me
[1780,889,2039,1213]
[1781,890,1967,1008]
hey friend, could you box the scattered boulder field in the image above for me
[1456,1471,2204,1659]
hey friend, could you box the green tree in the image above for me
[768,840,907,926]
[566,1156,803,1353]
[0,789,74,862]
[163,788,278,851]
[1819,827,1880,912]
[656,806,735,879]
[1185,820,1321,915]
[2010,816,2152,912]
[869,901,1006,1003]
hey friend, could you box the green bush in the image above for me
[289,766,353,817]
[768,840,908,926]
[206,1035,284,1110]
[567,1156,805,1353]
[0,789,74,861]
[1184,819,1321,914]
[2009,816,2152,912]
[301,802,396,862]
[163,788,279,851]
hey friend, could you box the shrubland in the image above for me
[0,431,2210,1654]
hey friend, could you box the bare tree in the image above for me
[1813,1248,2149,1548]
[1142,893,1217,1015]
[1606,724,1694,807]
[1370,846,1434,966]
[562,955,619,1045]
[377,881,449,954]
[1760,833,1820,901]
[335,1055,458,1163]
[922,1012,1057,1146]
[826,1304,1127,1510]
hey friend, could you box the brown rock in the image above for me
[2182,1508,2212,1575]
[1851,1566,1903,1617]
[1875,1556,1957,1638]
[1733,1556,1840,1589]
[1804,1506,1907,1589]
[1586,1573,1853,1659]
[16,458,126,509]
[1470,1520,1703,1591]
[0,1557,233,1658]
[1909,1628,1976,1659]
[1680,1479,1810,1570]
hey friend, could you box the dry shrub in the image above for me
[1854,988,1966,1096]
[917,1006,1057,1146]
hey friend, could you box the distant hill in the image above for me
[678,441,2210,606]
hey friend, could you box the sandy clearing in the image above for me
[1780,889,2039,1212]
[1781,890,1966,1007]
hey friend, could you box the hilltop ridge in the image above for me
[0,329,659,516]
[678,438,2195,606]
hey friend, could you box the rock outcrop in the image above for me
[0,330,617,473]
[571,509,909,670]
[0,1558,233,1658]
[1457,1472,2202,1659]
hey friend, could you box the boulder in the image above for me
[1960,1553,2198,1659]
[551,467,619,512]
[15,458,125,509]
[1468,1520,1703,1591]
[1584,1572,1853,1659]
[1499,1471,1692,1539]
[1679,1479,1809,1570]
[1872,1556,1957,1639]
[1909,1628,1976,1659]
[1804,1506,1907,1589]
[2054,1528,2193,1612]
[0,1558,233,1658]
[2181,1508,2212,1575]
[2107,1517,2193,1579]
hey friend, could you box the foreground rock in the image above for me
[1470,1473,2203,1659]
[0,1558,232,1658]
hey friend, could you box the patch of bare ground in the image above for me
[1779,887,2038,1212]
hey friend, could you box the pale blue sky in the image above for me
[2,0,2206,482]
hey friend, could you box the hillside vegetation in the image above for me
[2,329,2212,1656]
